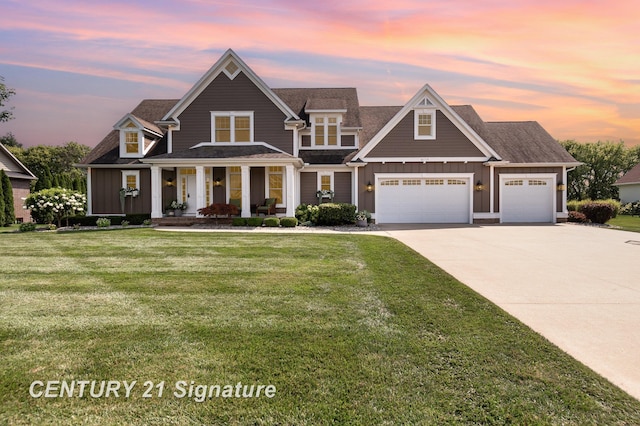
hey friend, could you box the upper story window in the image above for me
[414,109,436,140]
[119,120,159,158]
[313,115,340,147]
[211,112,254,142]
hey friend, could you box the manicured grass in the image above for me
[609,215,640,233]
[1,229,640,424]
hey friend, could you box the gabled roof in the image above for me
[615,163,640,185]
[162,49,299,123]
[81,99,177,165]
[358,106,403,148]
[114,114,163,137]
[353,84,501,161]
[0,143,37,180]
[273,88,361,128]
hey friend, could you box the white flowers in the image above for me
[24,188,87,224]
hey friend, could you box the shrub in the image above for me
[47,224,57,231]
[280,217,298,227]
[568,199,620,218]
[295,203,319,224]
[24,188,86,226]
[568,211,588,223]
[232,217,248,226]
[315,203,357,226]
[579,202,615,224]
[198,203,239,217]
[142,219,152,226]
[121,220,130,227]
[339,203,357,224]
[566,200,583,212]
[19,222,37,232]
[96,217,111,228]
[246,217,264,227]
[620,201,640,216]
[264,217,280,227]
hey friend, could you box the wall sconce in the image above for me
[474,180,485,191]
[214,177,223,187]
[557,182,566,191]
[166,177,174,187]
[366,181,373,192]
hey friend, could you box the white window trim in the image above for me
[414,109,436,140]
[317,171,334,191]
[265,166,286,207]
[120,129,144,158]
[311,114,342,148]
[122,170,140,191]
[211,111,254,143]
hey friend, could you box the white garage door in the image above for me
[376,176,471,223]
[501,177,554,223]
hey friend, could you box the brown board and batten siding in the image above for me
[493,166,564,213]
[359,162,490,214]
[171,72,292,154]
[367,111,485,158]
[299,171,352,205]
[91,168,151,215]
[299,173,317,205]
[333,172,352,203]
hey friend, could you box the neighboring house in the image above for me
[0,143,37,223]
[614,163,640,204]
[79,49,579,224]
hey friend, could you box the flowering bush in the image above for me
[356,210,371,221]
[24,188,86,226]
[96,217,111,227]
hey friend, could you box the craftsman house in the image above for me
[0,143,36,223]
[80,49,579,224]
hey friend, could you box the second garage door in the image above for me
[376,176,471,223]
[500,176,555,223]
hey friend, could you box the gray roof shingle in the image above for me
[273,88,361,128]
[615,163,640,185]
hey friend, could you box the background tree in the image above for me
[0,76,15,123]
[561,140,640,200]
[0,132,21,148]
[0,169,15,226]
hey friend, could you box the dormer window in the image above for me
[414,109,436,140]
[313,115,340,147]
[117,118,161,158]
[211,112,254,142]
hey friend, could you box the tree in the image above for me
[561,140,640,200]
[0,132,21,148]
[0,76,15,123]
[0,169,15,226]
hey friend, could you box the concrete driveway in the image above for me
[377,223,640,401]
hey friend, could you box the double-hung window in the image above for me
[414,109,436,140]
[313,116,339,146]
[212,112,254,142]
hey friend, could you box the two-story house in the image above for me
[80,49,579,224]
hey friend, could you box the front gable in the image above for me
[354,85,500,162]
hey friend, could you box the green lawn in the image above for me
[1,229,639,424]
[609,215,640,232]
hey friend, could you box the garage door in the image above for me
[376,176,471,223]
[501,177,554,223]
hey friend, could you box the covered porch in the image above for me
[142,143,303,219]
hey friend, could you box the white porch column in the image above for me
[150,166,162,218]
[241,165,251,218]
[352,166,359,209]
[86,167,93,216]
[285,164,295,217]
[561,166,568,213]
[195,166,205,217]
[489,164,495,214]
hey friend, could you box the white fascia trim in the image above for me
[492,162,582,168]
[161,49,299,122]
[362,157,489,163]
[613,182,640,187]
[81,164,151,169]
[353,84,501,161]
[500,173,558,179]
[142,158,305,168]
[300,165,351,172]
[0,143,36,178]
[375,172,474,179]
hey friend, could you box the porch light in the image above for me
[474,181,485,191]
[557,182,566,191]
[214,177,223,187]
[366,181,373,192]
[166,177,174,187]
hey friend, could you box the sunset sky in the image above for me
[1,0,638,148]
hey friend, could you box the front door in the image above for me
[179,168,197,215]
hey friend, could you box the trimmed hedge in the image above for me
[579,202,615,224]
[232,217,248,226]
[68,214,151,226]
[246,217,264,227]
[263,217,280,227]
[568,211,588,223]
[316,203,357,226]
[280,217,298,227]
[567,199,620,217]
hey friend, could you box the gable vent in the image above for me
[224,60,240,79]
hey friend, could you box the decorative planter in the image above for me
[166,210,175,217]
[174,210,183,217]
[356,219,368,227]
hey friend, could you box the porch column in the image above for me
[352,166,359,209]
[150,166,162,218]
[285,164,295,217]
[561,166,568,213]
[195,166,205,217]
[241,165,251,218]
[86,167,93,216]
